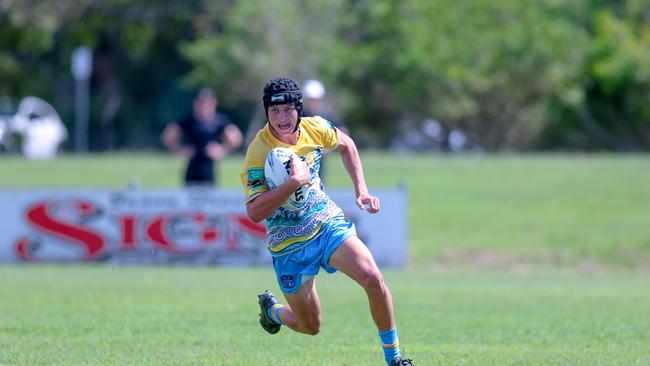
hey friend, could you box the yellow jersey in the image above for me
[241,116,343,255]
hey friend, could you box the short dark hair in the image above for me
[196,87,216,101]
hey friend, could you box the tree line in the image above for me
[1,0,649,151]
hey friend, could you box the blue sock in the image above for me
[379,327,401,365]
[267,303,285,325]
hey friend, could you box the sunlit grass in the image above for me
[0,265,648,365]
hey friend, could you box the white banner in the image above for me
[0,188,407,267]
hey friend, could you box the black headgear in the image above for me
[263,77,303,120]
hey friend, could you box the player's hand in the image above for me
[356,192,380,213]
[288,154,310,188]
[205,142,225,160]
[181,146,195,158]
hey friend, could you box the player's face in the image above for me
[268,103,299,136]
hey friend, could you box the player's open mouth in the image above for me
[276,122,292,131]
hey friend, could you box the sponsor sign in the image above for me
[0,188,407,267]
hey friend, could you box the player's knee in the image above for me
[304,325,321,335]
[359,269,385,293]
[296,311,321,335]
[301,319,321,335]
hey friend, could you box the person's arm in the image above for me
[223,124,244,152]
[161,123,182,151]
[206,124,244,160]
[246,155,310,223]
[162,122,195,158]
[336,131,381,213]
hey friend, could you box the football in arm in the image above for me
[264,147,309,209]
[264,147,294,189]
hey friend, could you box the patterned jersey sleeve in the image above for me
[312,116,339,149]
[240,141,269,204]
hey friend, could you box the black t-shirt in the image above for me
[178,112,231,162]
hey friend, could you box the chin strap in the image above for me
[291,117,301,133]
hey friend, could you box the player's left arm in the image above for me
[335,131,380,213]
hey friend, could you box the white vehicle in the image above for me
[11,96,68,159]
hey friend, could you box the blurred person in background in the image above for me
[302,79,348,184]
[161,88,243,187]
[302,79,348,133]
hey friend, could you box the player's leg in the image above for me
[328,236,406,365]
[258,276,322,335]
[184,160,214,186]
[280,276,323,335]
[328,236,394,329]
[259,243,324,335]
[183,161,196,186]
[198,160,215,185]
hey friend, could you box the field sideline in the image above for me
[1,153,649,365]
[1,152,649,269]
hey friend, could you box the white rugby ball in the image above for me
[264,147,293,189]
[264,147,309,209]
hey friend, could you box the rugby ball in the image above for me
[264,147,293,189]
[264,147,309,209]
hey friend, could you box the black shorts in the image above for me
[184,159,215,186]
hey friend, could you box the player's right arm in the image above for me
[246,155,309,223]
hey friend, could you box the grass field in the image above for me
[1,152,650,365]
[1,265,649,366]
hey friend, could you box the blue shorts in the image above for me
[272,215,357,294]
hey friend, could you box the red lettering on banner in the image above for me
[195,213,218,243]
[234,215,266,236]
[145,212,221,253]
[23,201,106,260]
[119,215,137,249]
[203,229,218,242]
[14,237,35,260]
[226,229,237,250]
[9,196,271,263]
[146,214,175,251]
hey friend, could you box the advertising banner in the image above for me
[0,188,407,267]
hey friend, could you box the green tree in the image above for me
[3,0,650,151]
[181,0,345,138]
[0,0,212,150]
[324,0,591,149]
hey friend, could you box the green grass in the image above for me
[0,265,648,365]
[1,153,649,365]
[1,152,649,269]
